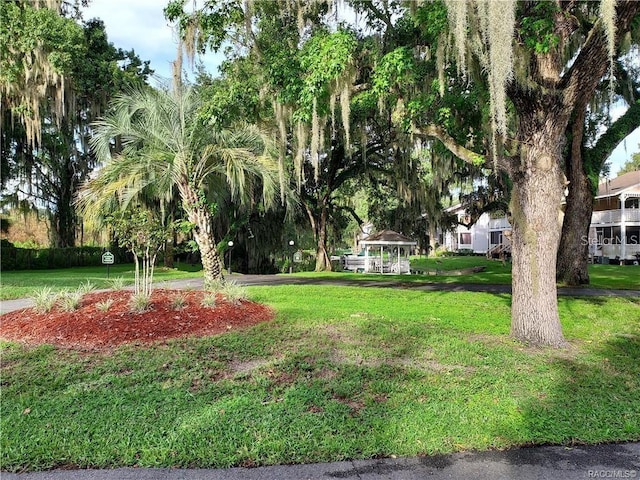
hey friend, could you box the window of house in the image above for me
[626,227,640,245]
[596,227,612,244]
[625,197,639,209]
[459,233,472,245]
[612,226,622,244]
[490,231,503,244]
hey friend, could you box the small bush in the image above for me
[109,276,126,290]
[32,287,59,313]
[221,280,248,305]
[201,293,217,309]
[59,289,83,312]
[170,293,187,310]
[129,293,151,313]
[96,298,114,312]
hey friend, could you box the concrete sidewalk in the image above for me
[4,442,639,479]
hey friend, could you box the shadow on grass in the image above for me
[504,334,640,449]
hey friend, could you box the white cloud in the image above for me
[81,0,222,81]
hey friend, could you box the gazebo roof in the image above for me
[360,229,417,245]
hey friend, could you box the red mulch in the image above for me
[0,290,274,351]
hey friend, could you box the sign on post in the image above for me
[102,251,115,264]
[102,251,114,278]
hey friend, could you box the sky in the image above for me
[81,0,224,82]
[81,0,639,178]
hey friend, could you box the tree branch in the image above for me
[585,99,640,170]
[336,205,365,231]
[412,124,486,166]
[561,1,640,108]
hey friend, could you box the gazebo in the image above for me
[360,229,417,274]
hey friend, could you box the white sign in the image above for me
[101,252,115,265]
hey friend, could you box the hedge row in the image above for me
[0,242,129,270]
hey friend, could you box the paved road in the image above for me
[1,274,638,315]
[4,442,639,479]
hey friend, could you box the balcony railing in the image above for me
[488,217,511,230]
[591,209,640,225]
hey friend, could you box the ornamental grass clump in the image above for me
[170,293,187,311]
[32,287,59,313]
[58,289,83,312]
[95,298,114,313]
[201,292,217,309]
[220,280,248,305]
[77,280,96,295]
[109,276,126,291]
[129,293,152,313]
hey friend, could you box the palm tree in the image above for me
[78,85,279,284]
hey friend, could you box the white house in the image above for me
[441,206,510,256]
[589,170,640,262]
[441,170,640,263]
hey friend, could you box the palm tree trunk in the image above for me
[179,182,224,284]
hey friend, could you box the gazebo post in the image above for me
[365,246,369,273]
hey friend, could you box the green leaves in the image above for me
[518,2,560,54]
[372,47,417,96]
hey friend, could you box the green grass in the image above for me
[2,285,639,472]
[293,255,639,291]
[0,264,204,300]
[2,257,636,301]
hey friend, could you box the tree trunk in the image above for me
[315,205,332,271]
[179,182,224,284]
[428,223,438,256]
[509,142,567,348]
[557,159,593,286]
[557,100,640,285]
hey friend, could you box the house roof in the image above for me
[360,229,417,245]
[596,170,640,198]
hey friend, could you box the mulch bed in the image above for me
[0,290,274,351]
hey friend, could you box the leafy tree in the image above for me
[167,0,486,270]
[79,85,280,284]
[408,0,640,347]
[1,2,152,247]
[107,206,169,298]
[618,147,640,175]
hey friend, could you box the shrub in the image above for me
[32,287,59,313]
[170,293,187,310]
[96,299,114,312]
[129,293,152,313]
[201,293,217,309]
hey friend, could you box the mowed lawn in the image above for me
[1,256,638,301]
[2,285,639,472]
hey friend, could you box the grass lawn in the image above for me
[0,264,204,300]
[2,256,637,302]
[2,285,639,472]
[295,255,640,291]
